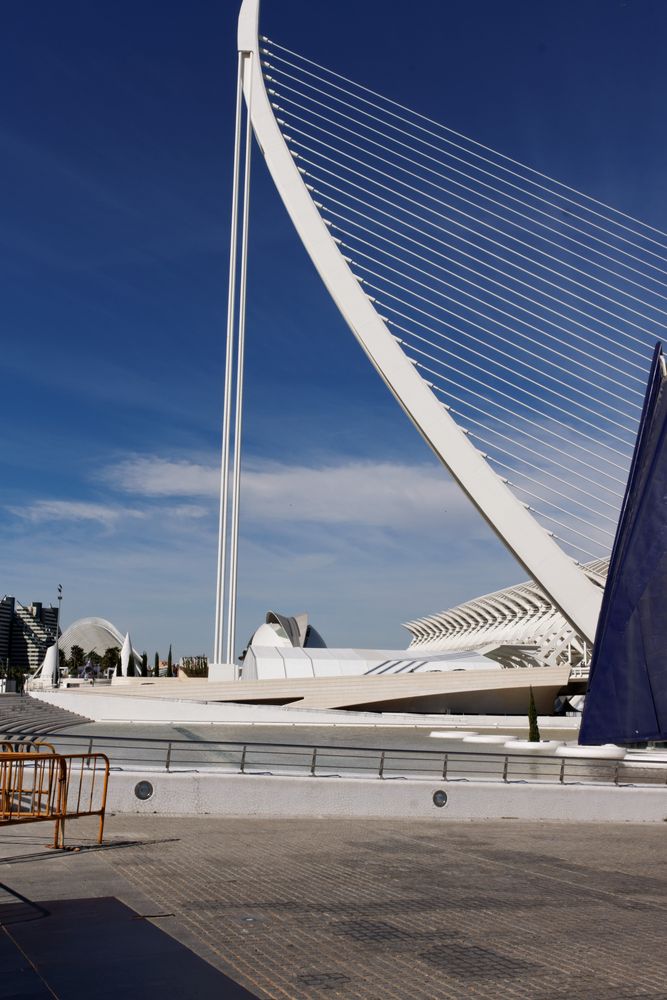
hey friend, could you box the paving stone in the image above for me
[1,816,667,999]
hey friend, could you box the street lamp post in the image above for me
[55,584,63,686]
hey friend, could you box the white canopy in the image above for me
[34,644,58,687]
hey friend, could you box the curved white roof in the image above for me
[59,616,125,658]
[404,559,609,671]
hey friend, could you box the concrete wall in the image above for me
[29,689,580,732]
[104,771,667,823]
[31,690,436,726]
[346,685,560,715]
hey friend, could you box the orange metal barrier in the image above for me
[58,753,110,847]
[0,752,109,848]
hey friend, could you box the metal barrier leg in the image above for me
[56,760,68,848]
[97,765,109,844]
[53,814,66,850]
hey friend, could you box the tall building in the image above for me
[0,596,59,671]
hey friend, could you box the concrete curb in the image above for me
[106,771,667,823]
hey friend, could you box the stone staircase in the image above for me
[0,694,91,738]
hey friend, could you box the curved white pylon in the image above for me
[237,0,603,643]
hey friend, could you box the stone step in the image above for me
[0,694,90,739]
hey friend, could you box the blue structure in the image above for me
[580,344,667,745]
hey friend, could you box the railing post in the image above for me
[240,745,247,774]
[559,759,566,784]
[378,751,385,779]
[442,754,448,781]
[502,755,509,782]
[310,748,318,777]
[165,742,172,773]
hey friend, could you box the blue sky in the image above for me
[2,0,666,657]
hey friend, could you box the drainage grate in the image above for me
[419,943,537,979]
[336,919,414,943]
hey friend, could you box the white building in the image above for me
[59,617,141,670]
[242,559,607,685]
[404,559,609,674]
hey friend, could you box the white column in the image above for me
[213,45,254,675]
[213,51,246,669]
[225,52,254,666]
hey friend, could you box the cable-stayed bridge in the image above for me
[215,0,666,669]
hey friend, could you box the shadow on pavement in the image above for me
[0,837,180,866]
[0,895,259,998]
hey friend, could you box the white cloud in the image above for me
[241,461,470,528]
[102,454,472,530]
[9,500,143,527]
[163,504,210,520]
[3,453,522,654]
[8,498,209,529]
[1,495,517,657]
[104,457,218,497]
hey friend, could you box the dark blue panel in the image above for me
[580,343,667,745]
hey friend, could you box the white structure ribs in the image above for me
[237,0,667,648]
[404,560,610,674]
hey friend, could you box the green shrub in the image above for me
[528,686,540,742]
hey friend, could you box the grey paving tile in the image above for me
[1,816,666,999]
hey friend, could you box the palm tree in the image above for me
[70,644,85,670]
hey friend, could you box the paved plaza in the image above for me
[1,815,666,999]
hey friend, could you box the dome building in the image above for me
[59,617,140,667]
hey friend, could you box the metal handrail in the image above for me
[21,733,667,788]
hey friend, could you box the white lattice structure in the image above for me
[405,559,609,672]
